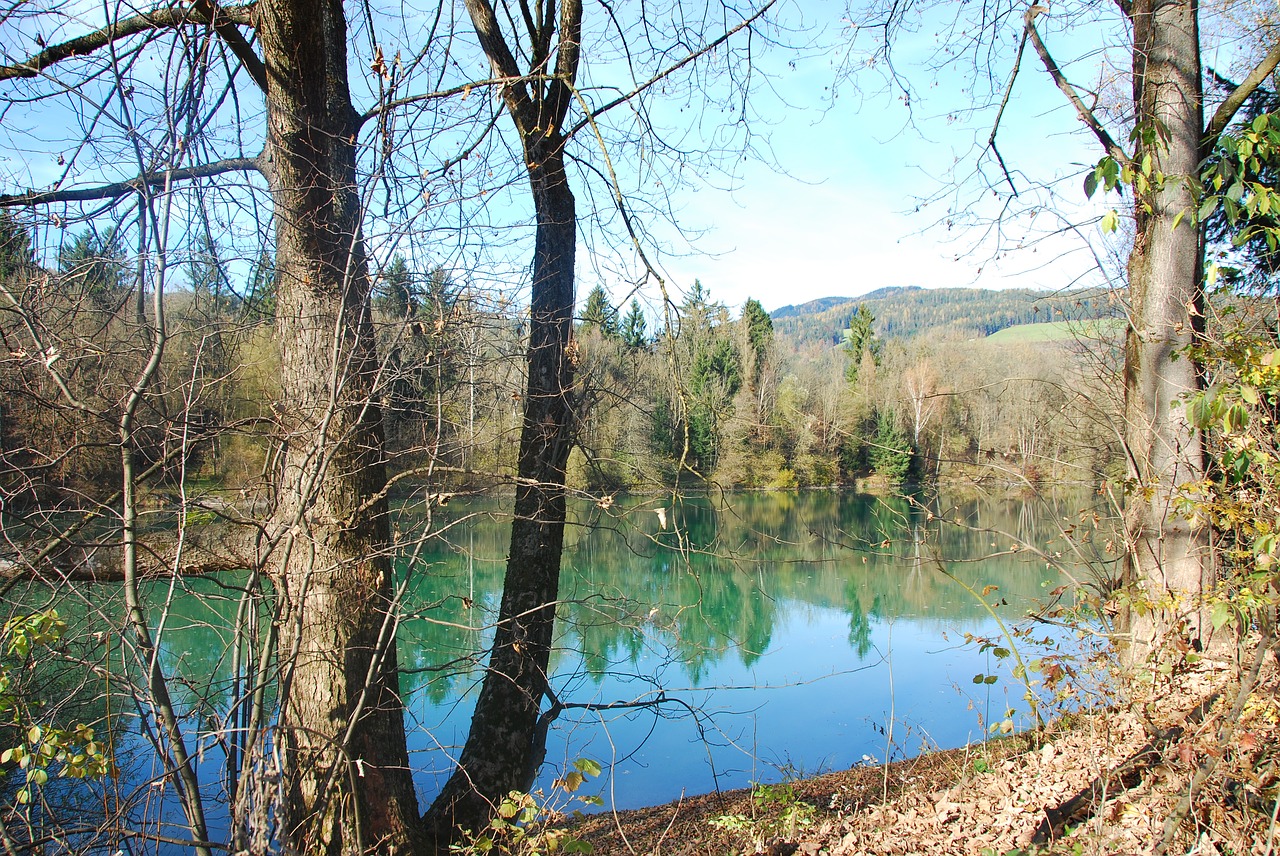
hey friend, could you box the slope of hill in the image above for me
[772,286,1120,347]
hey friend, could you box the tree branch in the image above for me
[570,0,776,135]
[191,0,267,92]
[1205,38,1280,146]
[0,3,255,81]
[1024,4,1130,166]
[544,0,582,133]
[986,22,1031,195]
[463,0,537,135]
[357,77,510,127]
[0,155,263,207]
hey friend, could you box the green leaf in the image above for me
[1254,532,1276,557]
[1101,209,1120,233]
[573,758,601,777]
[1186,393,1213,429]
[1211,601,1235,631]
[983,674,999,685]
[1224,402,1249,432]
[1084,170,1099,199]
[973,674,986,684]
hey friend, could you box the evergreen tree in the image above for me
[58,227,127,309]
[687,336,742,472]
[843,304,879,383]
[580,284,619,336]
[621,299,648,349]
[379,254,416,319]
[187,234,236,312]
[870,409,911,484]
[741,297,772,388]
[245,250,277,321]
[0,212,33,281]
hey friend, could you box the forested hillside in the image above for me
[0,221,1120,508]
[773,285,1122,345]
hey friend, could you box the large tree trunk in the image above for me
[1120,0,1213,660]
[258,0,421,851]
[424,141,577,843]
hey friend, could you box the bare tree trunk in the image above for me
[425,142,577,843]
[1119,0,1213,659]
[258,0,421,851]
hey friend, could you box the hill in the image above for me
[982,317,1126,344]
[772,286,1120,347]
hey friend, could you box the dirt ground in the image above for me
[573,644,1280,855]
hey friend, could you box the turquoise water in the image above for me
[25,488,1100,844]
[393,490,1091,809]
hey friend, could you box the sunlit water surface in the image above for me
[53,488,1104,846]
[393,489,1095,810]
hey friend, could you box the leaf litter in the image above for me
[574,646,1280,855]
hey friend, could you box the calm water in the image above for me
[65,488,1104,838]
[390,489,1093,809]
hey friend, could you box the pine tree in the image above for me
[843,304,878,384]
[0,212,33,281]
[580,284,619,336]
[870,409,911,484]
[621,299,648,349]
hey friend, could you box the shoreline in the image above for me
[571,653,1278,854]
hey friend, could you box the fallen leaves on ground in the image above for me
[574,648,1280,855]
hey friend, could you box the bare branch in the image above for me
[1205,38,1280,145]
[356,76,511,127]
[191,0,267,91]
[462,0,538,134]
[987,24,1031,195]
[0,155,263,207]
[0,3,256,80]
[570,0,777,135]
[1024,4,1130,166]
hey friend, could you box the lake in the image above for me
[389,489,1098,810]
[36,487,1104,840]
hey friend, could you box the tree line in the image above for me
[0,217,1119,511]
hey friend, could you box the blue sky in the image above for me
[627,0,1124,313]
[0,0,1132,315]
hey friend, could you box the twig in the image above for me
[1155,633,1277,854]
[1023,4,1128,166]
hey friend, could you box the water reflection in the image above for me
[398,490,1094,808]
[13,490,1103,830]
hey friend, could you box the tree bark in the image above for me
[424,139,577,844]
[1119,0,1213,659]
[422,0,582,839]
[257,0,420,851]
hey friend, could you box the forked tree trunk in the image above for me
[258,0,420,851]
[424,141,577,844]
[1119,0,1213,659]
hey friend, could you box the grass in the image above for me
[985,318,1124,344]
